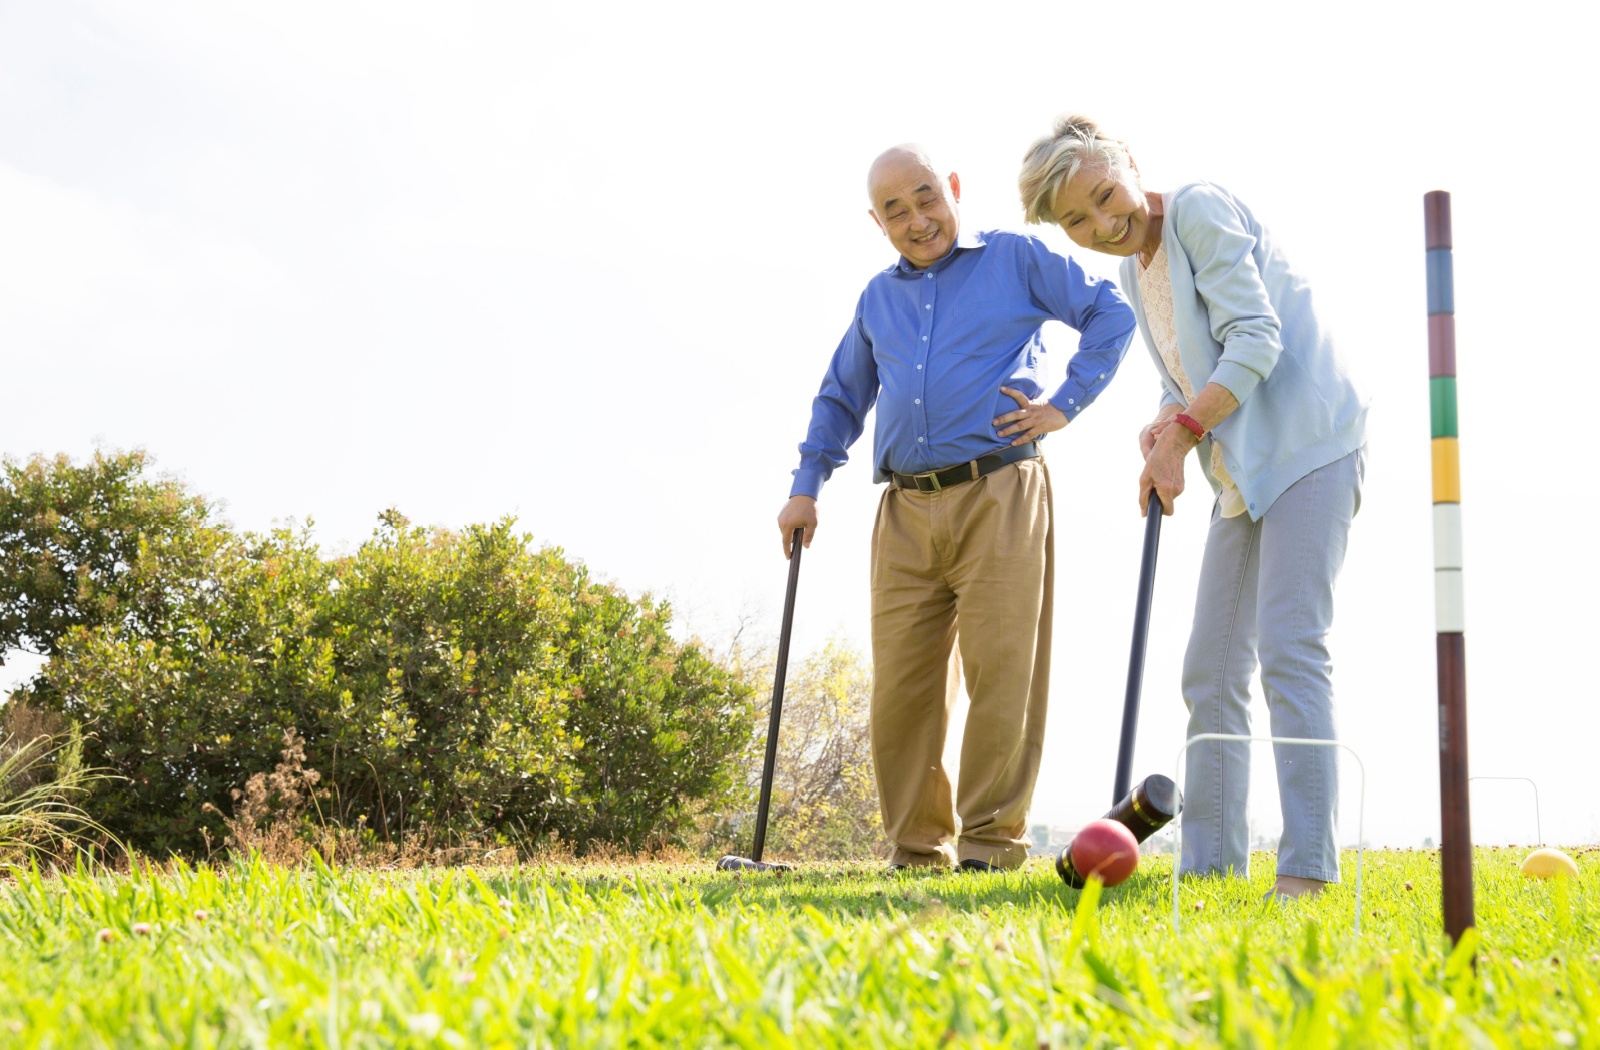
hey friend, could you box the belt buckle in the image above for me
[911,470,941,492]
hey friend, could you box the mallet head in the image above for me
[1057,773,1182,888]
[715,855,793,873]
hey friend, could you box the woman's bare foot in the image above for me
[1272,875,1327,898]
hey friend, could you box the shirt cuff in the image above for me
[1208,360,1263,404]
[789,468,825,500]
[1047,387,1088,421]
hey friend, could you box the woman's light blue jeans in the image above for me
[1179,448,1364,883]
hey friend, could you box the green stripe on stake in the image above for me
[1430,376,1458,439]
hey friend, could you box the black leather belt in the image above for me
[890,442,1040,492]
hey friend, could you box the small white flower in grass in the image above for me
[194,910,209,922]
[132,922,152,936]
[407,1014,443,1038]
[96,928,114,943]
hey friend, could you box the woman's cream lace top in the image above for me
[1138,244,1246,518]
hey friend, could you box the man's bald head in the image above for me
[866,144,962,270]
[866,144,940,202]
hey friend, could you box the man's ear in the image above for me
[948,172,961,202]
[868,208,886,235]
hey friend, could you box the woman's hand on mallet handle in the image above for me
[1140,429,1193,516]
[994,387,1068,446]
[1139,405,1182,459]
[1138,383,1241,516]
[777,496,817,558]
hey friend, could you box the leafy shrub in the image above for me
[556,574,753,851]
[300,513,584,842]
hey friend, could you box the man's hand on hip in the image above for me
[777,496,818,558]
[995,387,1068,446]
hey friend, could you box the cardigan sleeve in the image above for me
[1171,185,1284,404]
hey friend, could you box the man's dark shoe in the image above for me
[959,858,1001,873]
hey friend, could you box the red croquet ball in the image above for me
[1068,819,1140,887]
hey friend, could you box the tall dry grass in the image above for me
[0,699,117,861]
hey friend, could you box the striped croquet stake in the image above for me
[1426,190,1475,944]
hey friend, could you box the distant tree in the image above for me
[0,449,230,665]
[710,638,884,860]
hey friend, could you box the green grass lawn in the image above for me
[0,846,1595,1048]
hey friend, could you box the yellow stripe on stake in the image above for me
[1431,438,1461,503]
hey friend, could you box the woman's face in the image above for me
[1049,159,1152,257]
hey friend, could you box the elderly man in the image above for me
[777,146,1137,871]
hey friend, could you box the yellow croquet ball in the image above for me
[1519,848,1579,880]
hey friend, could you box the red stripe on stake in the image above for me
[1428,315,1457,378]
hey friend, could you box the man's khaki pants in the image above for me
[870,458,1053,869]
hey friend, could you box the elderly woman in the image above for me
[1013,116,1368,898]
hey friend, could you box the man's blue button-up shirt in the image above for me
[790,230,1137,499]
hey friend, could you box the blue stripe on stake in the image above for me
[1426,248,1454,315]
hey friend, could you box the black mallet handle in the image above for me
[1113,490,1164,808]
[750,527,804,862]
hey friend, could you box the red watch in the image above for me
[1174,413,1206,440]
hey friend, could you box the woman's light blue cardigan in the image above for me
[1118,182,1368,520]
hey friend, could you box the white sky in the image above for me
[2,1,1595,849]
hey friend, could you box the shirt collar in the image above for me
[892,228,987,277]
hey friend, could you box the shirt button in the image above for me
[926,274,933,279]
[1067,398,1075,405]
[925,304,931,310]
[922,336,927,341]
[916,364,922,370]
[917,436,925,443]
[914,399,921,405]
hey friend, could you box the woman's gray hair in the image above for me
[1018,115,1132,225]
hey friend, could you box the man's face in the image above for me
[869,157,961,269]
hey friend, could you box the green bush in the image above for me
[4,452,753,857]
[558,576,753,851]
